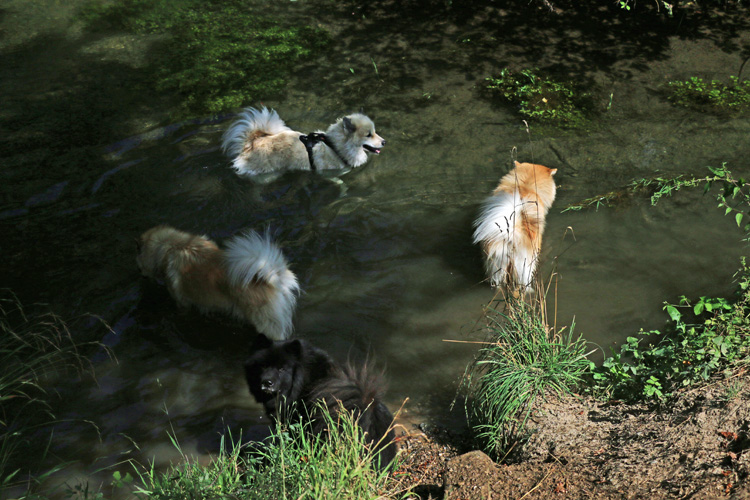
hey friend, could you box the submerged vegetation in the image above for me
[459,295,591,457]
[668,76,750,114]
[485,68,589,128]
[78,0,329,116]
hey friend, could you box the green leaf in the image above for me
[665,305,682,322]
[736,212,743,227]
[708,165,727,177]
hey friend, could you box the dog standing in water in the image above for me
[473,161,557,291]
[243,334,397,470]
[222,107,385,179]
[136,226,299,340]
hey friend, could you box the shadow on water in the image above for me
[299,0,750,112]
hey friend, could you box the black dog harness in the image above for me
[299,133,349,171]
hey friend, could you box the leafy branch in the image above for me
[564,163,749,242]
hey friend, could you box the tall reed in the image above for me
[0,290,106,490]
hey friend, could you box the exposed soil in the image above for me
[392,373,750,499]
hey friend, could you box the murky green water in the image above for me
[2,0,749,493]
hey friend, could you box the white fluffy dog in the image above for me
[136,225,300,340]
[473,161,557,291]
[221,107,385,178]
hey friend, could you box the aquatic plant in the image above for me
[668,76,750,114]
[78,0,330,116]
[459,294,591,458]
[485,68,588,127]
[129,404,408,500]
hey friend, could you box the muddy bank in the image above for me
[395,374,750,499]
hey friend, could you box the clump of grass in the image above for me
[0,291,107,489]
[131,403,408,500]
[78,0,330,117]
[485,68,589,127]
[459,294,591,458]
[668,76,750,114]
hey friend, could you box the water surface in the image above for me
[1,0,749,492]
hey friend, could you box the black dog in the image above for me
[243,334,397,469]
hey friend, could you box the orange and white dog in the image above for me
[473,161,557,291]
[136,225,300,340]
[221,107,385,178]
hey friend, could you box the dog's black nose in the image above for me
[381,140,386,146]
[261,379,275,391]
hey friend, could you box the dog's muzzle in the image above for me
[363,142,385,154]
[261,379,277,394]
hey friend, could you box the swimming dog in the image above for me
[221,107,385,178]
[244,333,397,470]
[136,225,299,340]
[473,161,557,291]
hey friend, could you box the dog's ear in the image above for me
[283,339,304,359]
[342,116,356,133]
[514,160,521,168]
[549,168,558,176]
[252,333,273,351]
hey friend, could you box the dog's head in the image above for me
[512,161,557,209]
[244,334,303,410]
[341,114,385,155]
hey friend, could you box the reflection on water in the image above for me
[1,0,749,493]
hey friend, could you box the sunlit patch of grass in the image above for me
[129,404,410,500]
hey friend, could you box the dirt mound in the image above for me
[395,375,750,499]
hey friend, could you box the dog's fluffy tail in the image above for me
[473,190,535,289]
[224,230,300,340]
[473,190,522,246]
[310,363,397,470]
[221,106,291,159]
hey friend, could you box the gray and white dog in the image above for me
[221,107,385,179]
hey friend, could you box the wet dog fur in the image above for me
[221,107,385,178]
[136,225,299,340]
[243,334,397,469]
[473,161,557,291]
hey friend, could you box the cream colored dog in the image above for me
[473,161,557,291]
[136,225,299,340]
[221,107,385,178]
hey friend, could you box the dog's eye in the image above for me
[366,132,373,138]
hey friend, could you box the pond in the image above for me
[1,0,749,494]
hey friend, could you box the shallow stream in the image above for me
[1,0,749,493]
